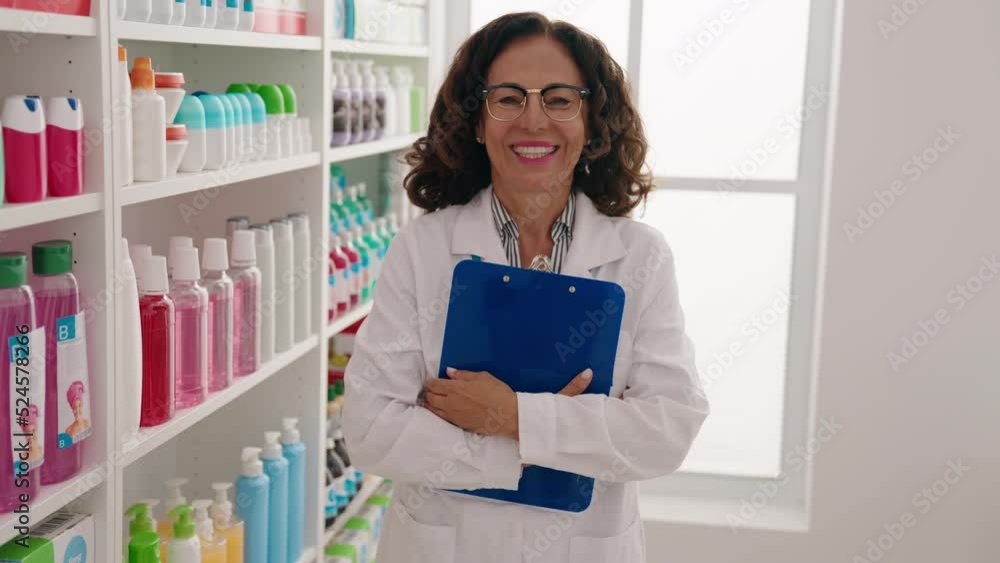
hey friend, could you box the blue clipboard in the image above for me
[438,259,626,512]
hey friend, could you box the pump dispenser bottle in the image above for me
[166,505,201,563]
[235,447,269,563]
[262,431,289,563]
[281,418,305,563]
[158,478,189,541]
[211,482,244,563]
[193,499,227,563]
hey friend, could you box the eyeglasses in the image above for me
[479,83,590,122]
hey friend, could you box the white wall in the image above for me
[644,0,999,561]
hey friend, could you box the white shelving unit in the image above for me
[0,0,443,558]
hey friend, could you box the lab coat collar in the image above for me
[450,186,627,277]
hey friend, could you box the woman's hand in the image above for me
[422,367,593,439]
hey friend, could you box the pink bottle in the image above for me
[31,240,86,485]
[169,247,208,409]
[2,96,47,204]
[329,234,350,316]
[339,236,360,308]
[229,231,261,377]
[202,238,234,392]
[139,256,175,427]
[0,252,39,512]
[45,98,84,198]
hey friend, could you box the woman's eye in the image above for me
[499,96,522,106]
[546,97,571,107]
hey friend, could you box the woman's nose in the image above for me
[518,94,548,131]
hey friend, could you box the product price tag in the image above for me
[56,312,91,448]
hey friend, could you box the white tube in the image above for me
[270,218,294,353]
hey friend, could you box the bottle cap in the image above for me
[226,83,252,94]
[250,224,273,247]
[154,72,185,89]
[225,93,244,126]
[118,45,127,62]
[164,477,189,512]
[210,482,234,522]
[230,230,257,267]
[127,532,161,563]
[129,244,152,285]
[141,256,169,294]
[288,212,309,233]
[125,502,155,537]
[217,95,234,128]
[202,238,229,272]
[168,505,196,540]
[31,240,72,275]
[281,417,300,444]
[168,236,193,277]
[173,96,206,131]
[131,57,155,90]
[256,84,285,116]
[247,93,267,125]
[191,499,214,540]
[262,431,283,459]
[277,84,297,114]
[270,218,292,240]
[46,97,83,130]
[165,124,187,141]
[241,446,263,477]
[172,247,201,282]
[2,96,45,134]
[195,94,226,130]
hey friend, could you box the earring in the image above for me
[476,137,484,143]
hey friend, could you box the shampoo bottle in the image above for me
[235,447,270,563]
[166,505,201,563]
[249,225,275,364]
[169,247,209,409]
[45,97,84,197]
[281,418,305,563]
[211,483,244,563]
[330,63,352,147]
[229,231,261,376]
[139,256,175,427]
[262,432,289,563]
[2,95,47,203]
[202,238,234,392]
[131,57,167,182]
[192,499,227,563]
[118,238,143,444]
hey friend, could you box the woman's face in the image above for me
[478,35,588,194]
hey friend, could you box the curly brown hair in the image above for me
[403,11,653,217]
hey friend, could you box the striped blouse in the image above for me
[489,189,577,274]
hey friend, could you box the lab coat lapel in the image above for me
[559,190,627,278]
[449,186,508,264]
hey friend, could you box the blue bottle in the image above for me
[282,417,306,563]
[262,431,289,563]
[236,446,270,563]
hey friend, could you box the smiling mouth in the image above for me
[511,145,559,159]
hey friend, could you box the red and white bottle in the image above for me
[45,97,84,198]
[2,95,47,203]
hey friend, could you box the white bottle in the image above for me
[224,94,246,164]
[150,0,173,24]
[392,66,410,138]
[288,213,311,342]
[117,0,127,19]
[165,505,202,563]
[250,225,275,364]
[361,60,378,142]
[233,95,254,162]
[125,0,151,22]
[197,95,226,171]
[184,0,205,26]
[270,218,294,354]
[169,0,185,25]
[348,62,365,144]
[116,45,134,187]
[131,57,167,182]
[237,0,254,31]
[203,0,217,27]
[217,96,237,167]
[218,0,239,29]
[129,244,153,288]
[167,236,193,279]
[296,117,310,154]
[118,238,143,446]
[375,66,396,139]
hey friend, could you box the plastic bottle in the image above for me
[174,96,206,173]
[261,432,288,563]
[226,216,249,243]
[169,0,185,25]
[150,0,172,24]
[287,213,311,341]
[237,0,253,30]
[332,421,359,492]
[276,85,297,156]
[203,0,216,27]
[128,532,161,563]
[130,244,152,288]
[357,225,380,294]
[343,185,363,227]
[167,236,193,279]
[211,483,244,563]
[331,0,345,38]
[139,256,175,427]
[392,66,410,136]
[236,447,270,563]
[248,93,267,160]
[116,46,134,187]
[296,117,311,154]
[118,239,143,444]
[229,230,261,377]
[361,60,377,142]
[325,437,349,511]
[269,218,293,354]
[410,72,426,132]
[366,222,387,285]
[45,97,84,197]
[169,247,208,409]
[31,240,85,485]
[329,234,350,317]
[2,96,46,203]
[196,94,226,171]
[338,235,360,307]
[356,182,375,223]
[125,0,151,22]
[125,502,157,546]
[165,124,188,176]
[131,58,167,182]
[193,499,227,563]
[232,94,254,161]
[0,252,39,512]
[330,60,352,147]
[347,62,365,144]
[281,418,305,563]
[250,225,275,364]
[202,238,234,392]
[159,477,189,540]
[256,85,284,160]
[217,96,236,167]
[374,65,394,139]
[218,0,238,29]
[184,0,205,25]
[224,94,246,163]
[166,505,201,563]
[330,187,350,234]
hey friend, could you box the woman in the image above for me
[65,380,90,438]
[343,12,709,563]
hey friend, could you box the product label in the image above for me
[9,327,46,475]
[56,313,91,448]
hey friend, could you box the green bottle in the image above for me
[128,532,161,563]
[343,186,363,228]
[356,182,375,222]
[330,189,351,233]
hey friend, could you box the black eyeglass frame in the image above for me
[478,82,591,122]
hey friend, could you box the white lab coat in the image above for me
[343,187,709,563]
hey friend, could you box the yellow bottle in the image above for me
[158,478,189,562]
[212,482,245,563]
[193,499,228,563]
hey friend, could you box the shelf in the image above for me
[0,8,96,36]
[327,133,422,164]
[328,38,428,57]
[325,301,373,338]
[116,20,322,50]
[0,466,105,546]
[323,475,384,547]
[0,193,103,231]
[120,335,319,466]
[119,152,321,206]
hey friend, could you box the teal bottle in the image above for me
[262,432,289,563]
[281,418,306,563]
[235,447,270,563]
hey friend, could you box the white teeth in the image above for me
[512,146,556,159]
